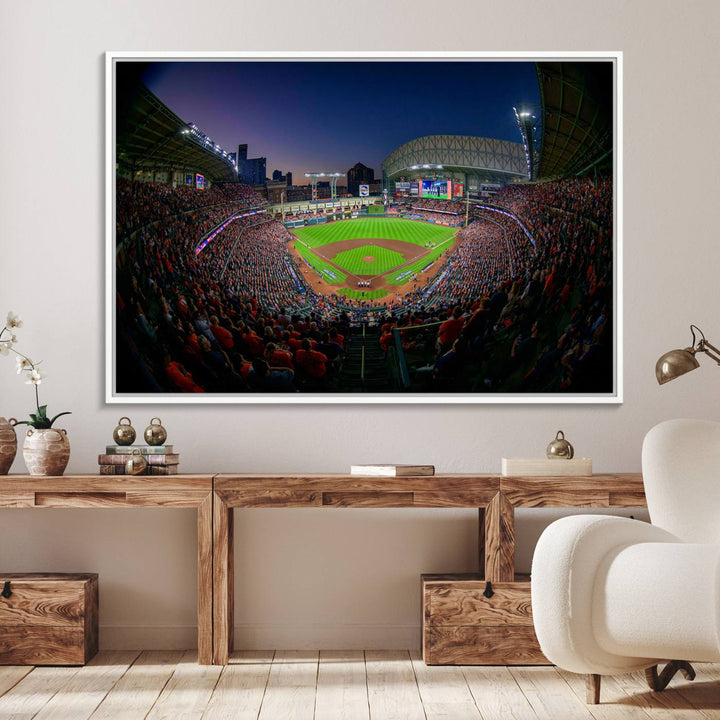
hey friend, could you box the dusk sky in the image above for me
[138,60,540,182]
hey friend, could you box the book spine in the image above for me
[98,454,180,466]
[146,465,179,475]
[394,466,435,476]
[98,464,126,475]
[98,464,179,475]
[104,445,173,455]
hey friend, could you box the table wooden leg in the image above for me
[197,493,213,665]
[478,507,486,577]
[213,492,234,665]
[483,492,515,582]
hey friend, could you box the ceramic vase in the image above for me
[22,428,70,476]
[0,417,17,475]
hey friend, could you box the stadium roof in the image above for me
[115,66,237,183]
[535,61,614,179]
[382,135,527,184]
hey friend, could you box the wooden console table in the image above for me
[1,473,647,666]
[212,473,645,665]
[0,475,214,665]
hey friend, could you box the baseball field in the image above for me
[290,217,457,300]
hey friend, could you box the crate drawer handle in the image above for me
[483,581,494,598]
[1,581,10,598]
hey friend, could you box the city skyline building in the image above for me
[346,162,374,197]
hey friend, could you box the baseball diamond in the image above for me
[290,218,457,298]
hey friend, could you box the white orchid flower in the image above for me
[6,312,22,329]
[16,356,33,373]
[25,368,46,385]
[3,310,71,429]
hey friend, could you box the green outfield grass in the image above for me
[385,237,455,284]
[294,241,347,284]
[292,217,455,249]
[332,245,405,276]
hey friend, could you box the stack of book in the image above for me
[350,464,435,476]
[98,445,180,475]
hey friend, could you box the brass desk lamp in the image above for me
[656,325,720,384]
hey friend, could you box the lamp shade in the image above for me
[655,348,700,385]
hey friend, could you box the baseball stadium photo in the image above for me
[111,55,617,399]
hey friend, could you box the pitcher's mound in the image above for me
[363,256,376,262]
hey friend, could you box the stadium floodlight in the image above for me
[514,105,541,180]
[305,171,346,201]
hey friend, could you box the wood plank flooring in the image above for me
[0,651,717,720]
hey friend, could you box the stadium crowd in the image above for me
[116,173,613,394]
[116,181,359,393]
[380,177,613,393]
[411,198,465,214]
[116,178,265,238]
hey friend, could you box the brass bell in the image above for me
[546,430,574,459]
[125,448,147,475]
[112,417,136,446]
[144,417,167,446]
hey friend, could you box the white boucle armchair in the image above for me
[531,418,720,703]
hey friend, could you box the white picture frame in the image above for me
[106,51,622,404]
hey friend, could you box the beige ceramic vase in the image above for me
[22,427,70,476]
[0,417,18,475]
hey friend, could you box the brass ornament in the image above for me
[112,417,136,446]
[144,417,167,446]
[546,430,574,459]
[125,448,147,475]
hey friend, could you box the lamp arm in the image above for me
[698,339,720,365]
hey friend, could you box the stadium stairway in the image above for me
[340,325,395,392]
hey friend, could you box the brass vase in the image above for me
[0,417,17,475]
[22,428,70,476]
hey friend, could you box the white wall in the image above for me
[1,0,719,650]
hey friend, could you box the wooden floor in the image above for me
[0,650,718,719]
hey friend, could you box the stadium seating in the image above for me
[116,175,612,394]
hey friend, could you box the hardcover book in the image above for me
[98,464,179,475]
[501,458,592,476]
[350,464,435,477]
[146,465,179,475]
[105,445,173,454]
[98,453,179,466]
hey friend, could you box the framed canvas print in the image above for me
[106,51,621,404]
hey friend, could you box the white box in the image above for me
[501,457,592,476]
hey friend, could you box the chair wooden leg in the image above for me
[586,674,601,704]
[645,661,696,692]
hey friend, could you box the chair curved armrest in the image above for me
[531,515,679,674]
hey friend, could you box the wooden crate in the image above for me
[422,573,548,665]
[0,573,98,665]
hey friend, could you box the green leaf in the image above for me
[36,405,48,419]
[48,411,72,427]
